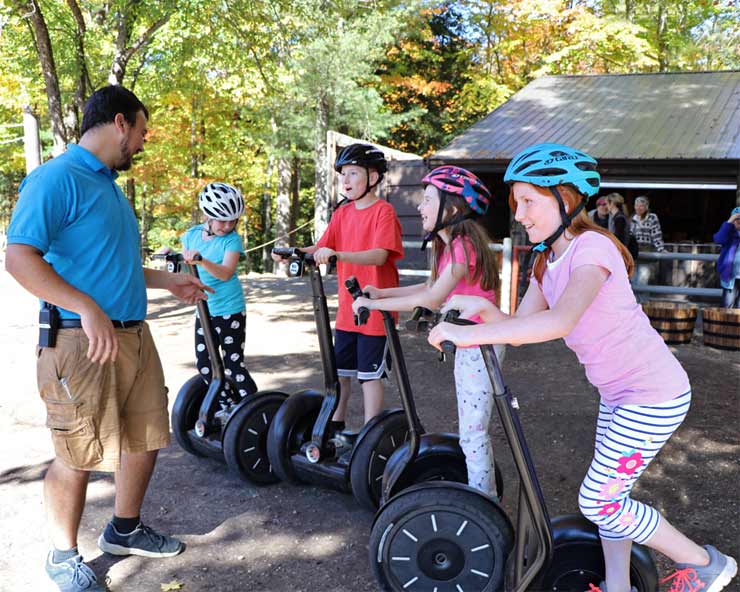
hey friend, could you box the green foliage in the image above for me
[1,0,738,260]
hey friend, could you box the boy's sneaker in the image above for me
[97,521,184,558]
[661,545,738,592]
[45,552,103,591]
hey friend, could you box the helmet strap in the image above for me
[531,187,586,252]
[420,194,476,251]
[204,219,215,237]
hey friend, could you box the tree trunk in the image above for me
[273,157,292,274]
[22,106,41,173]
[313,95,330,241]
[191,97,200,178]
[65,0,88,141]
[108,3,169,86]
[656,0,668,71]
[289,156,301,246]
[260,154,275,273]
[24,0,66,154]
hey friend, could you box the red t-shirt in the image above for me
[316,199,403,336]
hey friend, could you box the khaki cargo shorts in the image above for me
[36,322,170,472]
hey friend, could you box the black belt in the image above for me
[59,319,143,329]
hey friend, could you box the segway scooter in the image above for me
[368,313,659,592]
[266,248,409,508]
[347,289,504,511]
[154,252,288,484]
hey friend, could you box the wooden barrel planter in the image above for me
[642,302,697,345]
[702,307,740,351]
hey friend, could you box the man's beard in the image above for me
[114,139,134,171]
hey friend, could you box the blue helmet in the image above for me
[504,143,600,198]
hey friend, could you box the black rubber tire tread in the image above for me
[369,486,513,592]
[538,538,659,591]
[350,413,408,511]
[266,391,324,483]
[171,375,208,457]
[223,392,288,485]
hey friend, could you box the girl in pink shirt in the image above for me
[352,166,504,498]
[429,144,736,592]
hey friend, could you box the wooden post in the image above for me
[23,107,41,173]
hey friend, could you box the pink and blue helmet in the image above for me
[422,165,491,216]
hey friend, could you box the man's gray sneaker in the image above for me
[663,545,738,592]
[45,552,103,592]
[97,522,184,558]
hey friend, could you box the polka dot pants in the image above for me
[194,311,258,406]
[453,345,504,499]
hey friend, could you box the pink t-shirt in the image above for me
[438,238,496,332]
[537,231,690,406]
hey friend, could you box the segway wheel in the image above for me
[266,390,324,483]
[350,413,408,511]
[385,435,504,502]
[535,515,659,591]
[171,375,208,457]
[223,392,288,485]
[370,485,513,592]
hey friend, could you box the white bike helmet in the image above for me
[198,182,245,221]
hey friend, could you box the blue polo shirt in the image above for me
[181,224,245,316]
[7,144,147,320]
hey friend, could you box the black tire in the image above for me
[223,392,288,485]
[386,435,504,500]
[535,515,659,591]
[539,541,659,591]
[370,485,513,592]
[266,390,323,483]
[171,375,208,457]
[350,413,408,511]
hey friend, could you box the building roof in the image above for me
[431,71,740,165]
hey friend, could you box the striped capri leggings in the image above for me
[578,389,692,543]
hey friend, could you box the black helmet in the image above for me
[334,143,388,175]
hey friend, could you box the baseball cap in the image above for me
[596,197,607,206]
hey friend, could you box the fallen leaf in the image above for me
[161,581,184,591]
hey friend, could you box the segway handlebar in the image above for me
[271,247,337,268]
[152,252,202,273]
[439,309,476,355]
[345,276,370,326]
[405,306,437,333]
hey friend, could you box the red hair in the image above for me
[508,185,634,283]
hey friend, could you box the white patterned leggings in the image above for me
[453,345,505,498]
[578,390,692,542]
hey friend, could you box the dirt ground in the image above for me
[1,265,738,592]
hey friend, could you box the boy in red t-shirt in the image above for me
[283,143,403,428]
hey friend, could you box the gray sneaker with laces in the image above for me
[97,522,184,558]
[45,552,103,592]
[663,545,738,592]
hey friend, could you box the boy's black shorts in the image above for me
[334,329,388,383]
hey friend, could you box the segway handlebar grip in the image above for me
[405,306,435,332]
[272,247,300,259]
[439,309,471,355]
[345,276,370,326]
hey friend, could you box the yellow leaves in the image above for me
[161,580,184,591]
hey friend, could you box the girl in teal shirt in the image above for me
[181,182,257,409]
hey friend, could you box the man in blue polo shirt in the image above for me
[5,86,211,592]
